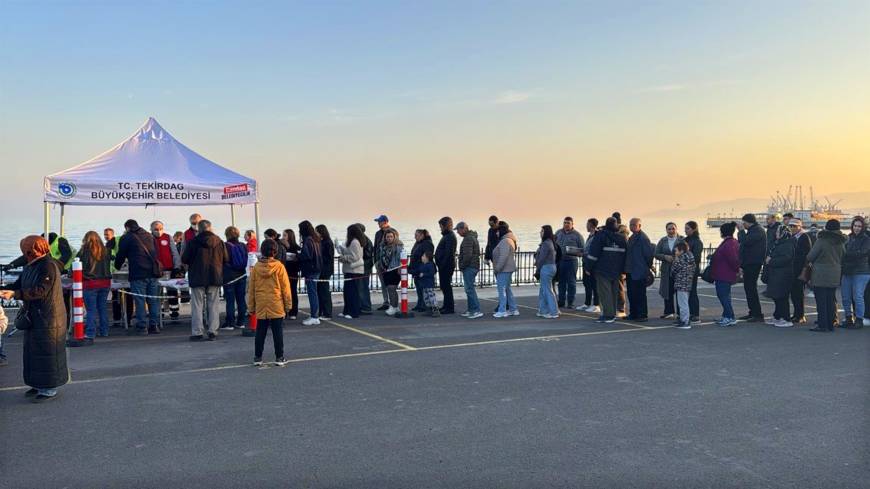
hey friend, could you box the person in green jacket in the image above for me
[806,220,847,332]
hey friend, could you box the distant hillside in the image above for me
[648,191,870,219]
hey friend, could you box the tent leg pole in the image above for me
[44,202,50,238]
[59,203,65,236]
[254,203,261,242]
[230,204,236,227]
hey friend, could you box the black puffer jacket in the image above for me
[435,230,457,272]
[842,232,870,275]
[182,231,227,288]
[765,236,795,299]
[11,256,69,389]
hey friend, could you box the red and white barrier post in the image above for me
[242,251,257,337]
[67,258,91,347]
[395,248,414,318]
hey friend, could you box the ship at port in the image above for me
[706,185,852,229]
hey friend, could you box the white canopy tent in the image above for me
[43,117,260,238]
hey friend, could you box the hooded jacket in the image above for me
[492,232,518,274]
[181,231,227,288]
[246,257,292,319]
[806,230,847,288]
[457,230,481,271]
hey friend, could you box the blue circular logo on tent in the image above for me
[58,182,77,198]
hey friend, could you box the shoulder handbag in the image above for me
[701,249,716,284]
[132,232,162,278]
[14,306,33,330]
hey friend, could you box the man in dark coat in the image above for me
[1,236,68,402]
[737,213,766,321]
[182,220,227,340]
[484,215,500,264]
[787,219,813,323]
[115,219,162,334]
[586,217,627,323]
[435,217,458,314]
[625,218,654,321]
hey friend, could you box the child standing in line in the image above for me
[417,252,439,317]
[247,239,293,366]
[671,241,696,329]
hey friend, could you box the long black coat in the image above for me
[11,256,69,389]
[765,237,795,299]
[409,236,434,275]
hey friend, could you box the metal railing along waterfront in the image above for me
[298,246,718,294]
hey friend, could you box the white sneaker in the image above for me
[863,318,870,327]
[765,318,777,325]
[774,319,793,328]
[468,312,484,319]
[385,307,398,316]
[320,316,331,321]
[460,311,471,317]
[545,314,560,319]
[220,325,235,331]
[586,305,600,313]
[493,311,509,318]
[574,305,588,312]
[302,318,321,326]
[536,312,546,318]
[510,310,520,316]
[288,316,297,320]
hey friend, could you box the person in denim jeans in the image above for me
[455,222,482,319]
[535,226,559,318]
[492,222,519,317]
[114,219,162,335]
[555,217,584,309]
[298,221,323,326]
[710,222,741,326]
[840,217,870,328]
[78,231,112,340]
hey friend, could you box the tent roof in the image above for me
[44,117,257,206]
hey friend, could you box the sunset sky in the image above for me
[1,0,869,229]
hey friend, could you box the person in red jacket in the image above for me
[183,213,202,246]
[151,221,182,322]
[244,229,258,253]
[710,222,741,327]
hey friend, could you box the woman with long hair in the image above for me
[492,221,519,317]
[281,229,301,320]
[535,225,559,318]
[298,221,323,326]
[841,216,870,328]
[0,236,69,402]
[315,224,334,320]
[683,221,704,323]
[337,224,365,319]
[78,231,111,341]
[764,224,796,327]
[409,229,434,312]
[377,228,403,316]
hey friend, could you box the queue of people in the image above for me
[2,211,868,402]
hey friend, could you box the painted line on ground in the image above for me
[300,312,417,351]
[0,320,676,393]
[480,297,656,329]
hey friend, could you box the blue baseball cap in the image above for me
[374,215,389,223]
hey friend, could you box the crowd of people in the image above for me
[1,210,868,402]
